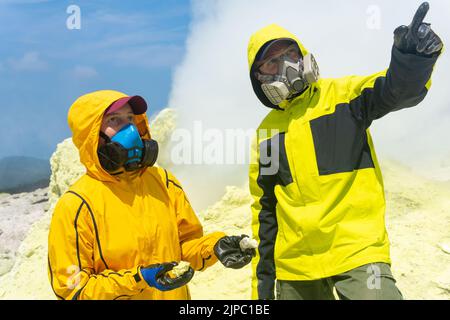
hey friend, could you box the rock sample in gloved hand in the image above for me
[170,261,191,278]
[140,261,194,291]
[214,235,256,269]
[239,237,258,251]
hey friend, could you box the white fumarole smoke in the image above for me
[168,0,450,210]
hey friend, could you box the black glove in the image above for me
[394,2,443,56]
[214,235,256,269]
[140,262,194,291]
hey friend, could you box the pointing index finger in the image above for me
[410,2,430,32]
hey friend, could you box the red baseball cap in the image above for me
[105,95,147,115]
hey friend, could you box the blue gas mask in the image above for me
[98,124,158,174]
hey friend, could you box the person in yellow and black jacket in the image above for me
[48,90,255,300]
[248,2,443,300]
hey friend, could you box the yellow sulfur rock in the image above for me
[172,261,191,277]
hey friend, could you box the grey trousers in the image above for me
[276,263,403,300]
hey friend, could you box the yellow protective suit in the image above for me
[48,90,225,300]
[248,24,440,299]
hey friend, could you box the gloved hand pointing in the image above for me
[140,261,194,291]
[214,235,257,269]
[394,2,443,56]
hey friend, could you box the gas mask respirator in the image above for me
[257,53,320,106]
[98,124,158,174]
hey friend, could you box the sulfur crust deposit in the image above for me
[171,261,191,278]
[0,108,449,300]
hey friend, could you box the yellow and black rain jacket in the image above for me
[48,90,225,300]
[248,24,441,299]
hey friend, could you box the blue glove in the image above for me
[140,262,194,291]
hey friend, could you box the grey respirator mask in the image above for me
[256,51,320,106]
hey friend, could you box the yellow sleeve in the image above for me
[164,170,225,271]
[47,193,148,300]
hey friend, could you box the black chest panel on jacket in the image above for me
[309,103,375,176]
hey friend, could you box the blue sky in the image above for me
[0,0,191,160]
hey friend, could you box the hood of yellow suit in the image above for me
[67,90,152,183]
[247,23,313,110]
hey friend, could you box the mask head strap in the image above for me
[99,131,112,144]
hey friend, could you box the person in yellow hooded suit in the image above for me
[248,3,442,299]
[48,90,256,300]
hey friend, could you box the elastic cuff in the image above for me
[204,232,227,257]
[134,265,149,290]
